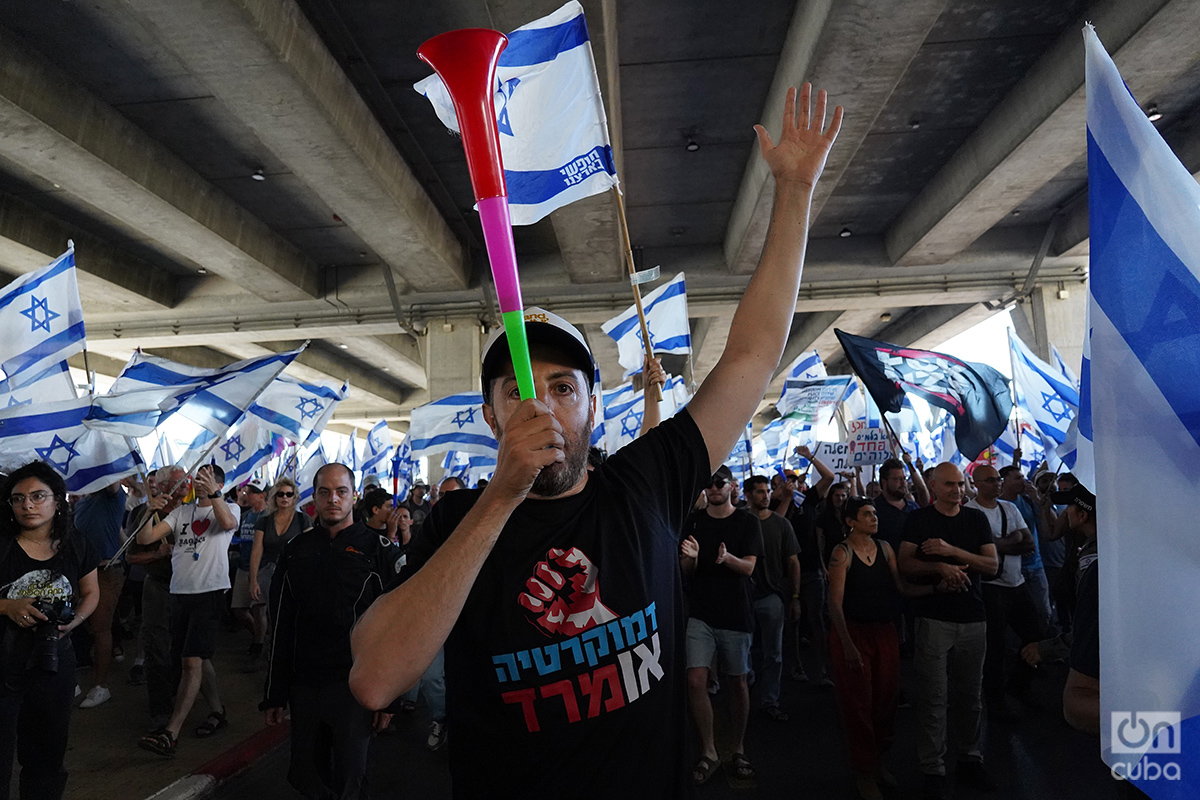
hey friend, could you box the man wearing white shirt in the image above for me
[133,464,240,756]
[965,465,1042,722]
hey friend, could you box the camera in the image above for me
[28,598,74,673]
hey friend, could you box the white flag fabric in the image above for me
[0,397,145,493]
[0,248,85,383]
[599,375,689,454]
[360,420,393,484]
[1008,330,1078,447]
[1050,344,1079,390]
[247,377,347,446]
[337,429,360,473]
[408,393,498,459]
[1085,24,1200,784]
[211,418,279,488]
[414,1,618,225]
[108,347,304,437]
[0,361,77,409]
[601,272,692,378]
[295,441,328,505]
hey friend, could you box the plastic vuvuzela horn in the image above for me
[418,29,536,401]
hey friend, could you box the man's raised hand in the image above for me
[753,84,843,191]
[680,535,699,561]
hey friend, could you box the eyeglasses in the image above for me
[708,479,727,489]
[9,491,52,506]
[276,491,295,498]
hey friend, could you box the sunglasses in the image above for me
[707,479,727,489]
[276,491,295,498]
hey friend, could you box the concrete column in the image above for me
[1013,283,1087,374]
[423,317,486,487]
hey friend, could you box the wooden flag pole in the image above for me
[613,187,662,403]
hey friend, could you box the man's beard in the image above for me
[521,419,590,498]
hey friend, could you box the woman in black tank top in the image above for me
[827,498,952,800]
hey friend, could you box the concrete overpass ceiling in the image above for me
[2,0,1199,425]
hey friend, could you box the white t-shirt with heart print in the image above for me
[164,501,241,595]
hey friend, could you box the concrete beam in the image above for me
[809,308,882,367]
[0,27,321,301]
[690,313,734,386]
[122,0,468,292]
[725,0,947,274]
[885,0,1200,266]
[0,193,179,310]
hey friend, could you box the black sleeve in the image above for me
[780,518,800,559]
[601,409,710,543]
[1070,563,1100,679]
[399,490,478,581]
[740,513,765,561]
[74,533,101,579]
[968,507,997,550]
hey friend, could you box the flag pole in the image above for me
[612,187,662,403]
[1006,328,1022,460]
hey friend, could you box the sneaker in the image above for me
[922,773,948,800]
[763,705,789,723]
[112,645,125,664]
[426,721,447,751]
[128,664,147,686]
[956,759,997,791]
[79,685,112,708]
[789,666,810,682]
[400,700,417,714]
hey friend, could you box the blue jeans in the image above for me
[417,648,445,723]
[753,594,786,707]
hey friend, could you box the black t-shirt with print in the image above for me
[1,532,100,672]
[901,504,995,623]
[405,410,710,800]
[682,508,764,631]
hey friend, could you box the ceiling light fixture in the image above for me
[1146,104,1163,122]
[685,139,700,152]
[196,268,208,275]
[251,168,266,181]
[879,312,892,322]
[338,343,349,349]
[839,227,852,238]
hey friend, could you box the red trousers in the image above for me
[829,620,900,772]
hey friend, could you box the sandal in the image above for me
[138,729,177,757]
[729,753,756,780]
[195,708,228,737]
[692,755,719,785]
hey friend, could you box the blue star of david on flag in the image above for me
[6,396,30,408]
[295,397,324,421]
[620,409,644,437]
[221,435,245,462]
[20,296,60,333]
[453,408,476,429]
[496,77,520,136]
[35,434,80,473]
[1040,392,1072,423]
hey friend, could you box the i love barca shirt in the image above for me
[164,501,241,594]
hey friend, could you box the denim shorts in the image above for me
[685,617,752,676]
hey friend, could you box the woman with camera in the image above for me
[0,461,100,800]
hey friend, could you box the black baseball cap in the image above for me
[710,465,735,484]
[480,307,595,400]
[1051,483,1095,513]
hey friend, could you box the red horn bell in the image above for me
[417,29,509,202]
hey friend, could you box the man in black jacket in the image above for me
[263,463,404,799]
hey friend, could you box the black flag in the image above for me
[834,329,1013,462]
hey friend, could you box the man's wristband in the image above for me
[207,493,222,499]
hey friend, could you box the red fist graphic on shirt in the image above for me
[518,547,617,637]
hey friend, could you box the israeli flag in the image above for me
[109,347,304,437]
[1050,344,1079,390]
[601,382,640,454]
[754,418,791,469]
[392,434,414,501]
[601,272,691,378]
[0,248,85,384]
[360,420,393,484]
[337,429,360,473]
[415,1,618,225]
[0,361,77,410]
[723,423,754,485]
[409,393,498,459]
[295,441,328,504]
[0,397,145,494]
[247,377,347,446]
[1008,330,1078,447]
[211,418,278,488]
[1085,25,1200,785]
